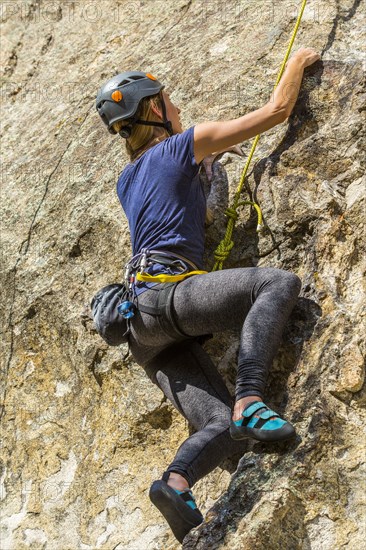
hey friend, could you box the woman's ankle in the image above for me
[166,472,190,491]
[232,395,262,421]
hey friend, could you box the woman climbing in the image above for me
[94,46,320,543]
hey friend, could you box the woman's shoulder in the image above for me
[162,126,199,175]
[118,126,198,183]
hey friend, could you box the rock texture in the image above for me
[1,1,365,549]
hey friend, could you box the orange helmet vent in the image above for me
[146,73,157,81]
[111,90,123,102]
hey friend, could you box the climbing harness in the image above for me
[90,250,202,347]
[123,249,206,316]
[120,249,205,340]
[124,249,207,289]
[212,0,308,271]
[136,270,207,283]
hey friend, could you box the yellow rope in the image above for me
[212,0,307,271]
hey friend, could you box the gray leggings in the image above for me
[128,267,301,487]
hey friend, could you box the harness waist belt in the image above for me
[136,270,207,284]
[125,249,207,285]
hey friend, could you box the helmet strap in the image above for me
[118,94,173,138]
[135,119,173,135]
[159,94,174,136]
[134,93,173,135]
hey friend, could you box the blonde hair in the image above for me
[112,91,170,162]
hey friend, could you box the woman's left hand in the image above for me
[202,145,245,183]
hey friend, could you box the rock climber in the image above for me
[94,46,320,543]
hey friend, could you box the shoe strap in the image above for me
[242,401,279,420]
[176,489,195,499]
[174,488,197,508]
[162,471,196,505]
[259,408,280,420]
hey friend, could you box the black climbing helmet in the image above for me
[95,71,173,139]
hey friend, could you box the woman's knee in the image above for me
[281,270,302,296]
[204,405,232,428]
[261,267,301,297]
[183,397,233,432]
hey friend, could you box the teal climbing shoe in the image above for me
[230,400,296,442]
[149,472,203,543]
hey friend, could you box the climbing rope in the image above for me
[212,0,308,271]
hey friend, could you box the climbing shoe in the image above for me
[149,472,204,543]
[230,400,296,442]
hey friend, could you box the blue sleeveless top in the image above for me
[116,126,206,272]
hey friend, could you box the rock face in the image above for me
[1,1,365,548]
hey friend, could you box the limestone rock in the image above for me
[1,1,365,549]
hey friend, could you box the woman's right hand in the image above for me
[291,47,321,68]
[194,50,320,164]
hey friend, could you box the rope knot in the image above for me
[225,208,239,221]
[213,239,234,262]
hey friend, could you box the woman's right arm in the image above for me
[193,48,320,164]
